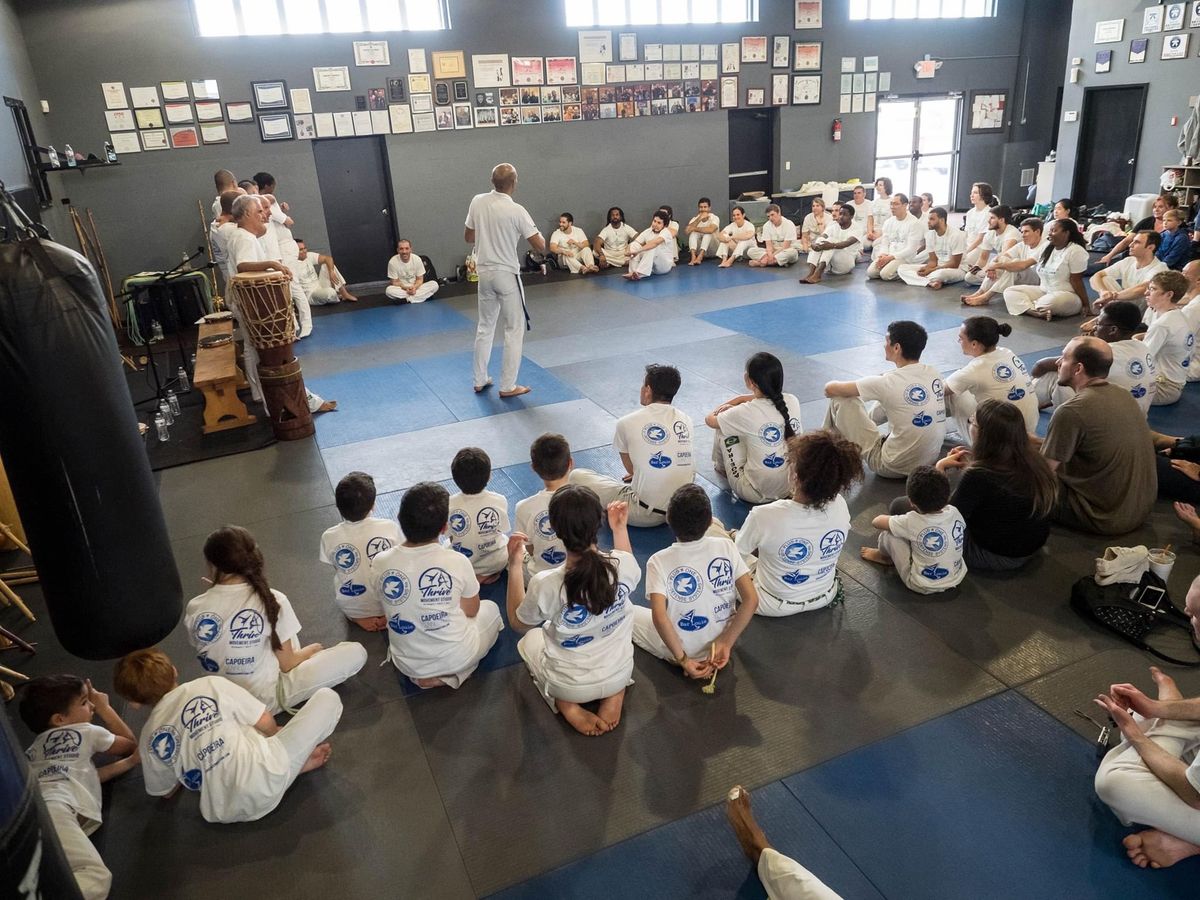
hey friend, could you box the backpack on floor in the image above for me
[419,254,438,284]
[1070,572,1200,665]
[1169,436,1200,463]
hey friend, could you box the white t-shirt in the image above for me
[26,723,115,827]
[850,199,872,227]
[550,225,589,255]
[613,402,695,511]
[722,220,756,241]
[387,253,425,285]
[464,190,540,275]
[515,489,567,576]
[819,220,861,250]
[1108,339,1158,413]
[856,364,947,473]
[761,218,798,246]
[270,220,299,261]
[964,206,991,240]
[998,239,1045,268]
[516,549,641,694]
[635,226,676,265]
[1104,256,1167,301]
[924,227,967,265]
[258,226,283,262]
[735,496,850,605]
[319,517,403,618]
[211,196,222,221]
[887,506,967,591]
[716,395,802,501]
[141,676,290,824]
[184,583,303,706]
[1035,243,1089,292]
[945,348,1039,431]
[646,536,749,658]
[687,212,720,233]
[877,214,925,262]
[293,253,321,290]
[598,222,638,255]
[448,490,510,573]
[214,221,238,282]
[208,221,228,267]
[1142,308,1194,386]
[371,542,482,678]
[801,212,828,244]
[225,226,267,274]
[981,224,1020,256]
[871,196,892,228]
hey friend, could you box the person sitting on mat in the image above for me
[447,447,511,584]
[514,433,572,585]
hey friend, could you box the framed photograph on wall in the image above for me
[251,80,288,109]
[772,36,790,68]
[771,73,789,106]
[294,114,316,139]
[791,74,820,105]
[746,88,765,106]
[1161,32,1190,57]
[793,41,821,71]
[258,113,293,141]
[967,90,1006,133]
[1095,50,1112,73]
[453,81,469,101]
[1129,38,1149,62]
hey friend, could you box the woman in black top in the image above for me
[935,399,1057,571]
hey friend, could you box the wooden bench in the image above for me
[194,320,257,434]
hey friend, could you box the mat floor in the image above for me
[6,257,1200,898]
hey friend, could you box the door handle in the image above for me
[382,208,389,215]
[1127,159,1134,165]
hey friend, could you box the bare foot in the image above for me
[300,741,333,773]
[623,272,640,280]
[317,400,338,413]
[479,572,501,585]
[927,280,944,290]
[352,615,388,632]
[500,385,531,398]
[1152,666,1183,702]
[725,785,770,865]
[1124,830,1200,868]
[860,547,893,566]
[1026,308,1053,321]
[414,676,446,689]
[962,295,993,307]
[556,700,608,736]
[474,379,493,394]
[596,689,626,732]
[340,291,358,302]
[718,260,733,268]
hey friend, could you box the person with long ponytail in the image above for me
[1002,218,1090,320]
[943,316,1040,442]
[705,352,802,503]
[185,526,368,714]
[506,487,641,736]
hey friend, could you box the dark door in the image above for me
[312,136,397,284]
[1072,85,1147,211]
[728,109,773,198]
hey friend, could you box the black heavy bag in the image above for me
[0,238,181,658]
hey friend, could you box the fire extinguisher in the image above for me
[832,118,842,142]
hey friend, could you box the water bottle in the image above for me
[176,366,190,392]
[154,412,169,441]
[180,251,192,271]
[63,144,76,167]
[166,390,181,417]
[104,141,117,163]
[151,320,163,342]
[158,399,173,426]
[46,145,60,168]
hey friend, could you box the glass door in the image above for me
[874,95,961,207]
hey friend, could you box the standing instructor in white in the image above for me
[465,163,546,398]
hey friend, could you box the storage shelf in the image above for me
[39,160,121,173]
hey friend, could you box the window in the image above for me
[848,0,994,17]
[563,0,757,28]
[192,0,449,36]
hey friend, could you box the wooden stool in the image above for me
[195,321,257,434]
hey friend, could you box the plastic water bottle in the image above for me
[176,366,190,392]
[158,399,173,426]
[151,320,163,342]
[154,412,169,441]
[104,141,117,163]
[46,145,59,168]
[63,144,76,167]
[166,390,181,417]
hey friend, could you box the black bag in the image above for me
[1071,572,1200,665]
[419,253,438,284]
[1169,435,1200,463]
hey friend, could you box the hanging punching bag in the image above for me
[0,237,181,658]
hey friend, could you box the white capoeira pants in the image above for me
[1033,371,1073,409]
[823,396,910,478]
[275,687,343,783]
[963,245,986,269]
[866,257,904,281]
[971,265,1037,296]
[281,255,313,338]
[1153,376,1184,406]
[806,247,857,275]
[385,281,439,303]
[1003,285,1083,318]
[1095,714,1200,847]
[555,247,597,273]
[629,251,674,278]
[474,271,527,392]
[517,626,633,709]
[45,801,111,900]
[877,531,946,594]
[688,232,717,255]
[304,264,347,306]
[568,468,671,527]
[756,848,844,900]
[272,641,368,714]
[599,247,630,267]
[631,605,693,661]
[391,600,503,689]
[712,428,779,504]
[747,247,800,266]
[717,239,755,261]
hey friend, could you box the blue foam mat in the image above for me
[784,691,1198,899]
[611,262,784,299]
[406,348,582,420]
[295,302,472,353]
[490,780,884,900]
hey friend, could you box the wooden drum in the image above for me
[258,358,315,441]
[228,272,295,367]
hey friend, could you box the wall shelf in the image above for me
[1164,164,1200,210]
[39,160,121,174]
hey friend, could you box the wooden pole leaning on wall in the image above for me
[77,208,137,371]
[199,200,224,312]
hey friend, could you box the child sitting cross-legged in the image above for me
[514,433,573,584]
[448,447,511,584]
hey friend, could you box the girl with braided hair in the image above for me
[184,526,368,714]
[706,352,803,503]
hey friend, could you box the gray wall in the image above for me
[1053,0,1200,201]
[0,0,40,188]
[11,0,1065,281]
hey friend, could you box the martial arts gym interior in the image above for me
[3,0,1200,897]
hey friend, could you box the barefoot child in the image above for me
[448,447,510,584]
[114,648,341,823]
[319,471,402,631]
[633,484,758,677]
[514,433,573,584]
[20,676,139,899]
[506,487,640,736]
[185,526,368,714]
[861,466,967,594]
[371,481,504,689]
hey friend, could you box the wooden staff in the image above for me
[87,209,122,326]
[0,579,35,622]
[0,625,35,653]
[199,199,224,311]
[0,523,30,555]
[0,662,28,682]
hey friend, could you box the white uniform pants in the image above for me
[758,848,843,900]
[717,239,755,261]
[568,468,668,527]
[1033,371,1073,409]
[945,392,976,445]
[474,271,527,392]
[45,801,110,900]
[927,266,965,284]
[877,531,941,594]
[752,570,839,617]
[1095,714,1200,846]
[688,232,717,255]
[973,266,1037,296]
[276,686,343,781]
[385,281,440,303]
[517,626,633,709]
[631,605,683,661]
[390,600,503,688]
[1153,376,1184,406]
[1003,285,1083,318]
[556,247,597,273]
[867,257,903,281]
[305,264,346,306]
[712,429,774,504]
[274,641,368,714]
[630,251,674,278]
[823,396,905,478]
[747,247,800,266]
[807,248,856,275]
[600,246,629,266]
[281,255,313,338]
[963,245,986,269]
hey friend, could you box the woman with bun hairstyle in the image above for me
[944,316,1039,442]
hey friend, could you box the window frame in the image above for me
[563,0,758,28]
[849,0,995,20]
[191,0,451,37]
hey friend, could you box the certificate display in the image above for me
[578,30,613,63]
[546,57,577,84]
[432,51,466,78]
[200,123,228,144]
[512,57,545,85]
[472,54,511,88]
[101,82,127,110]
[313,67,352,92]
[252,81,288,108]
[104,109,135,131]
[353,40,390,66]
[130,86,160,108]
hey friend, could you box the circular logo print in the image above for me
[417,567,454,602]
[333,544,359,572]
[42,729,81,757]
[911,413,934,427]
[649,451,673,469]
[1006,388,1026,402]
[904,385,928,406]
[643,424,668,444]
[192,612,222,644]
[380,570,409,603]
[668,566,701,601]
[448,512,469,535]
[477,507,501,534]
[993,364,1013,382]
[182,769,204,791]
[819,529,845,559]
[150,726,179,765]
[561,603,591,627]
[197,652,220,673]
[919,528,947,554]
[535,511,556,539]
[366,536,393,559]
[229,609,264,642]
[707,557,734,590]
[779,538,812,564]
[760,424,782,443]
[762,453,785,468]
[673,420,691,441]
[181,696,220,733]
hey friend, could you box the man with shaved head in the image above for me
[464,163,546,398]
[211,168,236,220]
[1041,335,1157,534]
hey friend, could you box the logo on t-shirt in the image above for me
[561,603,591,628]
[920,565,951,581]
[779,538,813,563]
[388,615,415,635]
[1006,388,1026,401]
[819,530,845,559]
[677,610,710,632]
[649,451,673,469]
[992,364,1014,382]
[534,511,556,539]
[182,769,204,791]
[782,569,809,585]
[339,580,367,597]
[561,634,594,649]
[918,527,947,555]
[904,385,928,406]
[333,544,359,572]
[229,609,265,643]
[760,424,782,444]
[193,612,223,644]
[951,520,966,548]
[1131,385,1147,398]
[180,696,221,735]
[1129,359,1144,377]
[673,420,691,442]
[668,566,701,601]
[448,512,469,535]
[477,508,501,534]
[762,453,785,468]
[541,548,567,565]
[417,568,453,603]
[707,558,734,592]
[643,424,669,444]
[197,652,220,673]
[365,536,393,559]
[150,726,179,765]
[379,570,409,604]
[912,413,934,427]
[42,729,81,758]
